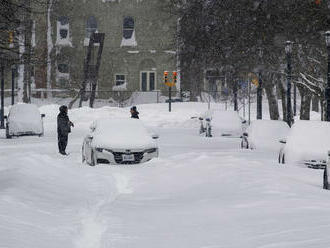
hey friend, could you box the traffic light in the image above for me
[164,71,169,85]
[172,71,177,85]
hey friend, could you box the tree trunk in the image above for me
[311,96,319,112]
[298,85,311,120]
[264,83,279,120]
[277,80,287,121]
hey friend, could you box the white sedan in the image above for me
[5,103,45,139]
[82,118,159,166]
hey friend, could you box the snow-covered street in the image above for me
[1,103,329,248]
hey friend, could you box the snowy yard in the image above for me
[0,102,329,248]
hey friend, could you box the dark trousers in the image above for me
[58,134,68,153]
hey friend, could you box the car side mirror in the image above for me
[242,120,247,124]
[87,134,93,139]
[41,114,46,118]
[4,115,7,119]
[199,117,203,121]
[152,134,159,139]
[279,138,286,144]
[243,132,248,137]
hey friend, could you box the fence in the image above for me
[3,88,256,109]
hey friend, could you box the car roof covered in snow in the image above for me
[210,110,243,136]
[285,120,330,161]
[247,120,290,150]
[9,103,41,118]
[90,118,156,149]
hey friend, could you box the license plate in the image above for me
[122,154,135,161]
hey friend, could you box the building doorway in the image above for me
[140,71,156,91]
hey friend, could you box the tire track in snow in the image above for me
[73,171,133,248]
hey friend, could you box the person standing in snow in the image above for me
[130,106,139,119]
[57,105,74,155]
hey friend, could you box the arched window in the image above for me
[123,17,134,39]
[86,16,97,38]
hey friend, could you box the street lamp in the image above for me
[285,41,293,127]
[325,31,330,121]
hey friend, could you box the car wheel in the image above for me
[90,150,96,166]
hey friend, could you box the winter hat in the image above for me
[59,105,68,113]
[132,106,137,111]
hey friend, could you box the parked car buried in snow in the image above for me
[82,118,159,166]
[4,103,45,139]
[278,121,330,169]
[199,110,245,137]
[241,120,289,150]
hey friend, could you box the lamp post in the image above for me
[0,63,4,129]
[325,31,330,121]
[285,41,293,127]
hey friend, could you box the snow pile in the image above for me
[112,82,127,91]
[210,110,243,136]
[8,103,43,135]
[285,120,330,163]
[90,118,157,150]
[247,120,290,150]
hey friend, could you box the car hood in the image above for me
[91,135,157,150]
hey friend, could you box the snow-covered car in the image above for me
[278,121,330,169]
[241,120,289,150]
[199,110,244,137]
[4,103,45,139]
[82,118,159,166]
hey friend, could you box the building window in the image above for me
[113,74,127,91]
[121,17,137,47]
[56,16,71,46]
[140,71,156,91]
[115,74,126,86]
[123,17,134,39]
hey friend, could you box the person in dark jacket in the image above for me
[130,106,139,119]
[57,105,74,155]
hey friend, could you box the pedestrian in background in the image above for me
[57,105,74,155]
[130,106,139,119]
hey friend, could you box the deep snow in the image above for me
[0,102,329,248]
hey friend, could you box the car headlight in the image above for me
[96,148,113,153]
[144,148,157,153]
